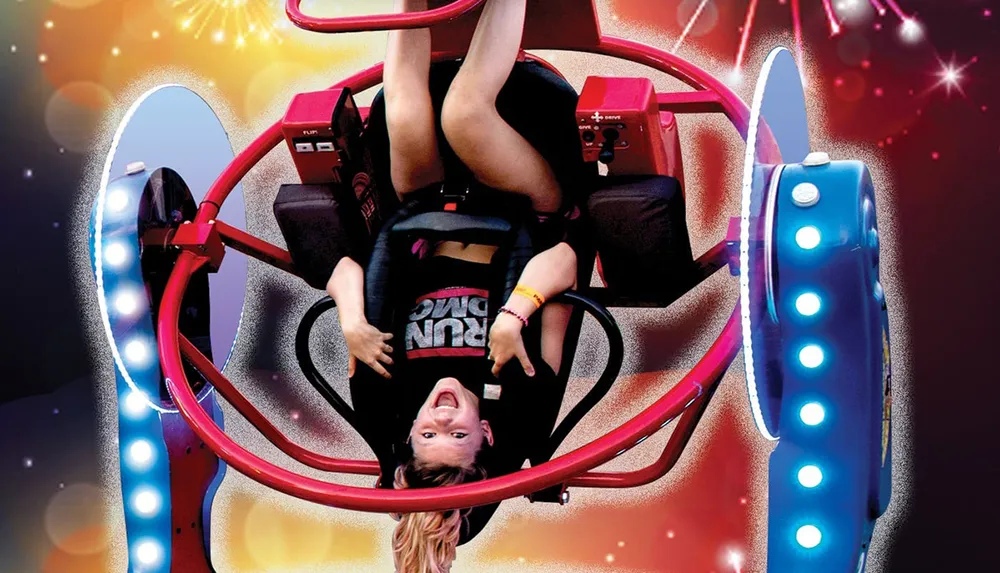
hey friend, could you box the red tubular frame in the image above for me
[286,0,485,33]
[161,35,771,513]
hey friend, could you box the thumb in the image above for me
[348,354,357,378]
[516,345,535,377]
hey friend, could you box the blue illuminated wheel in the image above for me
[88,85,248,572]
[739,48,893,572]
[765,159,892,572]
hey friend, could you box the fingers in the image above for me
[381,332,393,341]
[515,344,535,377]
[378,352,394,366]
[369,359,392,379]
[382,343,394,354]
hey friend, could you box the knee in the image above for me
[440,88,493,151]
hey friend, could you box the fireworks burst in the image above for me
[676,0,925,80]
[173,0,285,47]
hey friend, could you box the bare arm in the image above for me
[489,242,577,376]
[326,257,394,379]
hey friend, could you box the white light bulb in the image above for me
[127,440,154,469]
[797,465,824,488]
[133,488,161,516]
[796,525,822,548]
[124,340,149,366]
[124,391,149,418]
[795,292,822,316]
[114,291,140,316]
[795,226,822,250]
[800,402,826,426]
[104,242,128,267]
[799,344,825,368]
[135,540,163,564]
[107,189,129,213]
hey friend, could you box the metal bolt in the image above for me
[802,151,831,166]
[125,161,146,175]
[560,490,570,505]
[791,182,820,207]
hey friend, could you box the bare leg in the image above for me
[385,0,446,195]
[440,0,562,212]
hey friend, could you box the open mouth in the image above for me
[434,390,459,409]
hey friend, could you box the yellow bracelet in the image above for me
[513,284,545,308]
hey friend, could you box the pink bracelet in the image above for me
[497,306,529,327]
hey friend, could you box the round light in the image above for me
[104,242,129,267]
[797,465,824,488]
[133,488,161,516]
[107,189,129,213]
[124,340,149,366]
[113,291,140,316]
[798,344,825,368]
[127,440,154,469]
[796,525,822,548]
[135,540,163,565]
[795,292,822,316]
[123,391,149,418]
[800,402,826,426]
[795,226,822,250]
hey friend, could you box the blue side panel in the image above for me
[766,161,891,572]
[90,172,174,572]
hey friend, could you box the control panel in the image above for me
[282,88,383,233]
[576,76,682,182]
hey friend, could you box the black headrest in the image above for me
[364,59,596,203]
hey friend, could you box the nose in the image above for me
[432,409,456,425]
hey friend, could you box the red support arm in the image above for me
[285,0,485,34]
[179,335,380,476]
[214,220,298,278]
[657,90,727,115]
[568,375,719,488]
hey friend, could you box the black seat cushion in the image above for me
[273,183,374,290]
[364,59,597,206]
[586,175,696,298]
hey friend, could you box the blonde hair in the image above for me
[392,460,487,573]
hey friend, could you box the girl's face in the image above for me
[410,377,493,468]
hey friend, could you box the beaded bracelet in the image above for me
[497,306,529,327]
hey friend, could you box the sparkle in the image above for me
[899,18,923,43]
[38,53,48,63]
[23,457,34,468]
[290,410,300,421]
[152,30,161,39]
[666,530,676,539]
[605,553,615,563]
[739,496,748,505]
[44,20,54,30]
[931,151,940,160]
[10,45,15,53]
[111,46,121,57]
[23,168,33,179]
[173,0,281,45]
[617,541,625,548]
[929,55,976,97]
[729,550,744,573]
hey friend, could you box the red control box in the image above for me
[282,88,363,185]
[576,76,682,182]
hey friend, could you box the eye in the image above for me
[452,432,468,439]
[422,432,435,439]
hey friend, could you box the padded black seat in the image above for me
[586,174,696,299]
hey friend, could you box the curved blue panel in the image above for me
[766,160,891,572]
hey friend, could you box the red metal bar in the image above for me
[156,34,764,513]
[161,249,740,513]
[214,220,297,277]
[568,374,720,488]
[657,90,726,115]
[179,334,380,476]
[285,0,485,34]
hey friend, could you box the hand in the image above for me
[488,313,535,378]
[342,318,394,379]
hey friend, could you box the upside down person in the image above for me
[325,1,579,571]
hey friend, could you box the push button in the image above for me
[294,142,315,153]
